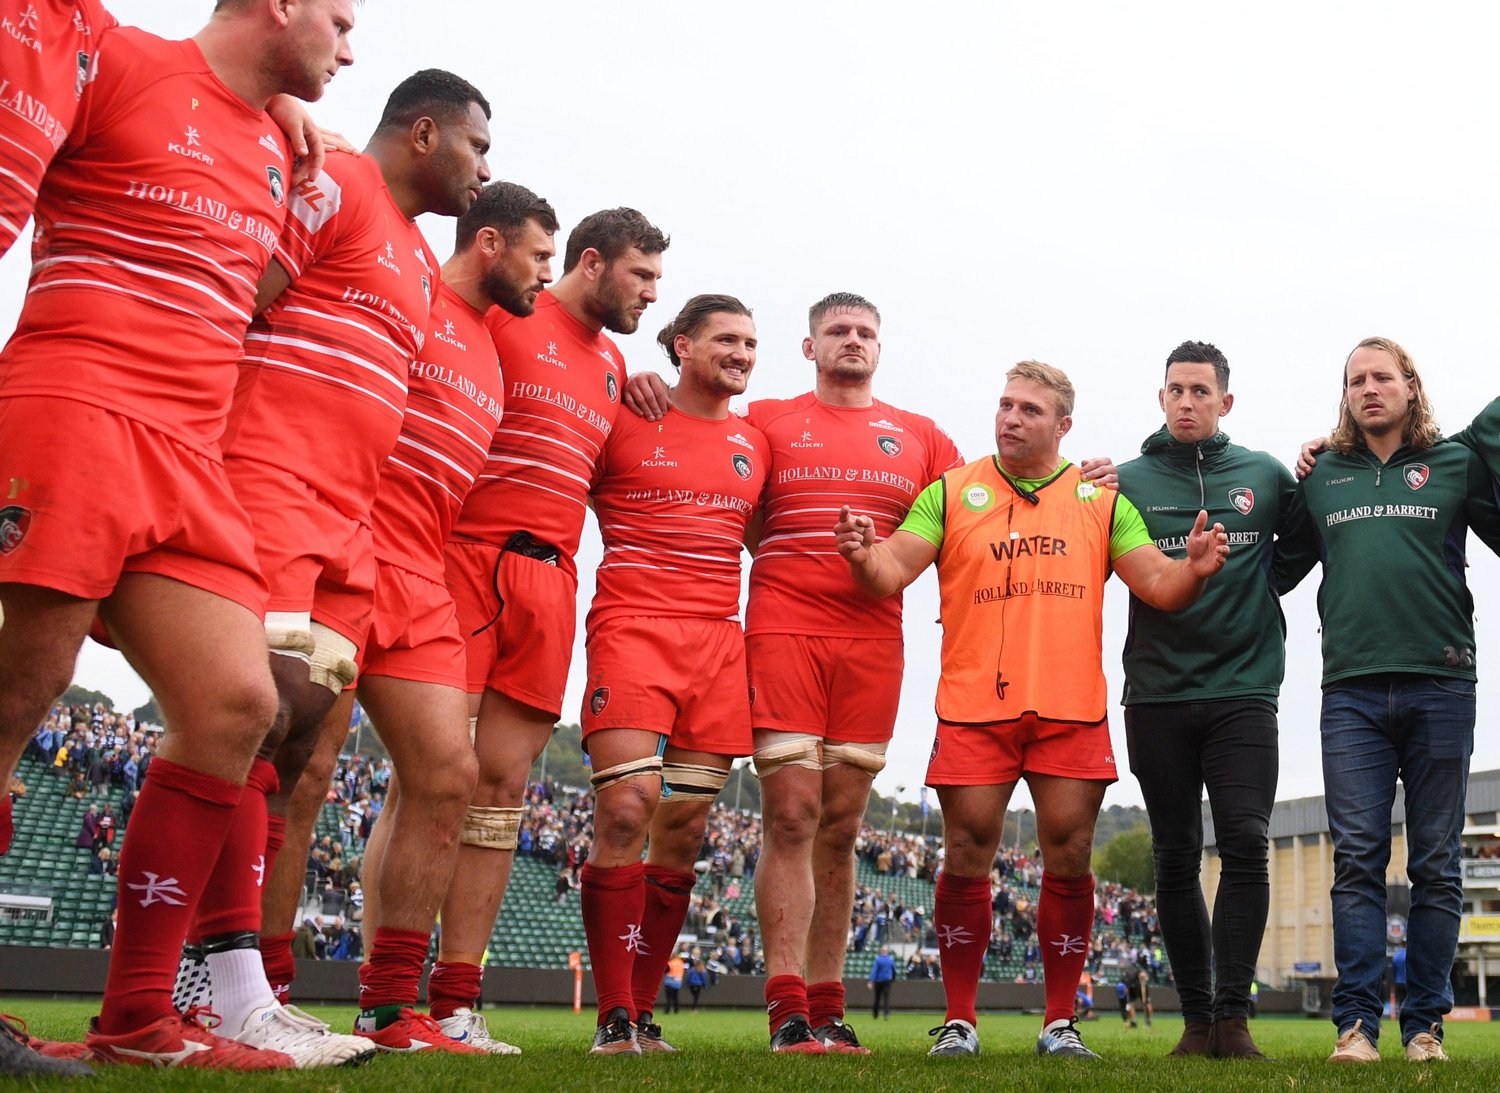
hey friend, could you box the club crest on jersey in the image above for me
[0,505,30,554]
[75,51,89,97]
[1229,487,1254,514]
[265,166,284,207]
[877,434,902,457]
[605,372,618,403]
[1405,463,1429,490]
[589,687,609,716]
[732,453,753,480]
[421,275,431,304]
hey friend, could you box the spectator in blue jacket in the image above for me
[869,944,896,1020]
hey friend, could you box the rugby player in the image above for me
[0,0,355,1072]
[579,294,768,1056]
[422,208,668,1029]
[835,361,1228,1060]
[171,67,490,1066]
[347,181,557,1054]
[625,295,1113,1052]
[0,1,331,259]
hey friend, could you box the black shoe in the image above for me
[0,1015,94,1077]
[769,1015,826,1054]
[635,1015,677,1053]
[814,1020,870,1055]
[589,1008,640,1056]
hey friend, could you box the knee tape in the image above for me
[265,611,314,662]
[752,733,822,777]
[468,716,478,745]
[589,754,663,792]
[822,739,889,775]
[308,622,358,694]
[660,761,729,804]
[460,805,522,851]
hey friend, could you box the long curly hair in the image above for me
[1329,336,1440,455]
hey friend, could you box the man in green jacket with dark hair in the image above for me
[1284,336,1500,1065]
[1116,340,1303,1061]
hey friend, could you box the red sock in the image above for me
[358,927,431,1010]
[0,794,13,856]
[630,865,694,1018]
[258,812,292,1003]
[263,812,286,875]
[98,759,240,1034]
[934,872,992,1025]
[808,980,845,1029]
[427,959,482,1021]
[193,759,277,938]
[1038,870,1095,1024]
[260,932,295,1004]
[580,861,644,1023]
[764,973,808,1035]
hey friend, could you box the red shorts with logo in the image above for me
[443,539,576,717]
[925,714,1118,786]
[582,616,752,757]
[746,632,903,743]
[359,560,466,688]
[0,396,266,613]
[225,457,375,648]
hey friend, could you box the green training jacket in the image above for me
[1279,437,1500,687]
[1117,428,1303,707]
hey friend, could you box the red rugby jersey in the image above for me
[0,26,289,454]
[449,291,626,578]
[224,150,438,522]
[0,0,115,255]
[586,406,769,632]
[370,283,502,580]
[744,392,961,638]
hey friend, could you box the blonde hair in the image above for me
[1007,360,1074,418]
[1329,336,1440,455]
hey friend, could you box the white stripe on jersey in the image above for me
[243,331,408,396]
[51,219,259,295]
[29,276,244,345]
[385,455,467,506]
[33,252,252,326]
[242,353,406,418]
[394,434,476,485]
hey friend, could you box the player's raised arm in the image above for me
[836,505,937,598]
[1113,508,1228,611]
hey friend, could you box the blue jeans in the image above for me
[1321,675,1474,1048]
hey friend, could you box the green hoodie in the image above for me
[1116,428,1302,706]
[1279,438,1500,686]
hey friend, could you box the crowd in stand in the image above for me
[21,731,1163,978]
[27,704,159,803]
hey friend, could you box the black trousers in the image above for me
[1125,699,1277,1022]
[872,980,892,1019]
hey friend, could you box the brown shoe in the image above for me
[1168,1021,1212,1057]
[1211,1016,1269,1060]
[1329,1019,1379,1063]
[1404,1024,1448,1062]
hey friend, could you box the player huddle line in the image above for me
[0,0,1493,1074]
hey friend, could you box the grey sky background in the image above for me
[5,1,1499,812]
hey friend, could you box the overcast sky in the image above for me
[7,1,1500,812]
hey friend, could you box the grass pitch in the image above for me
[8,999,1500,1090]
